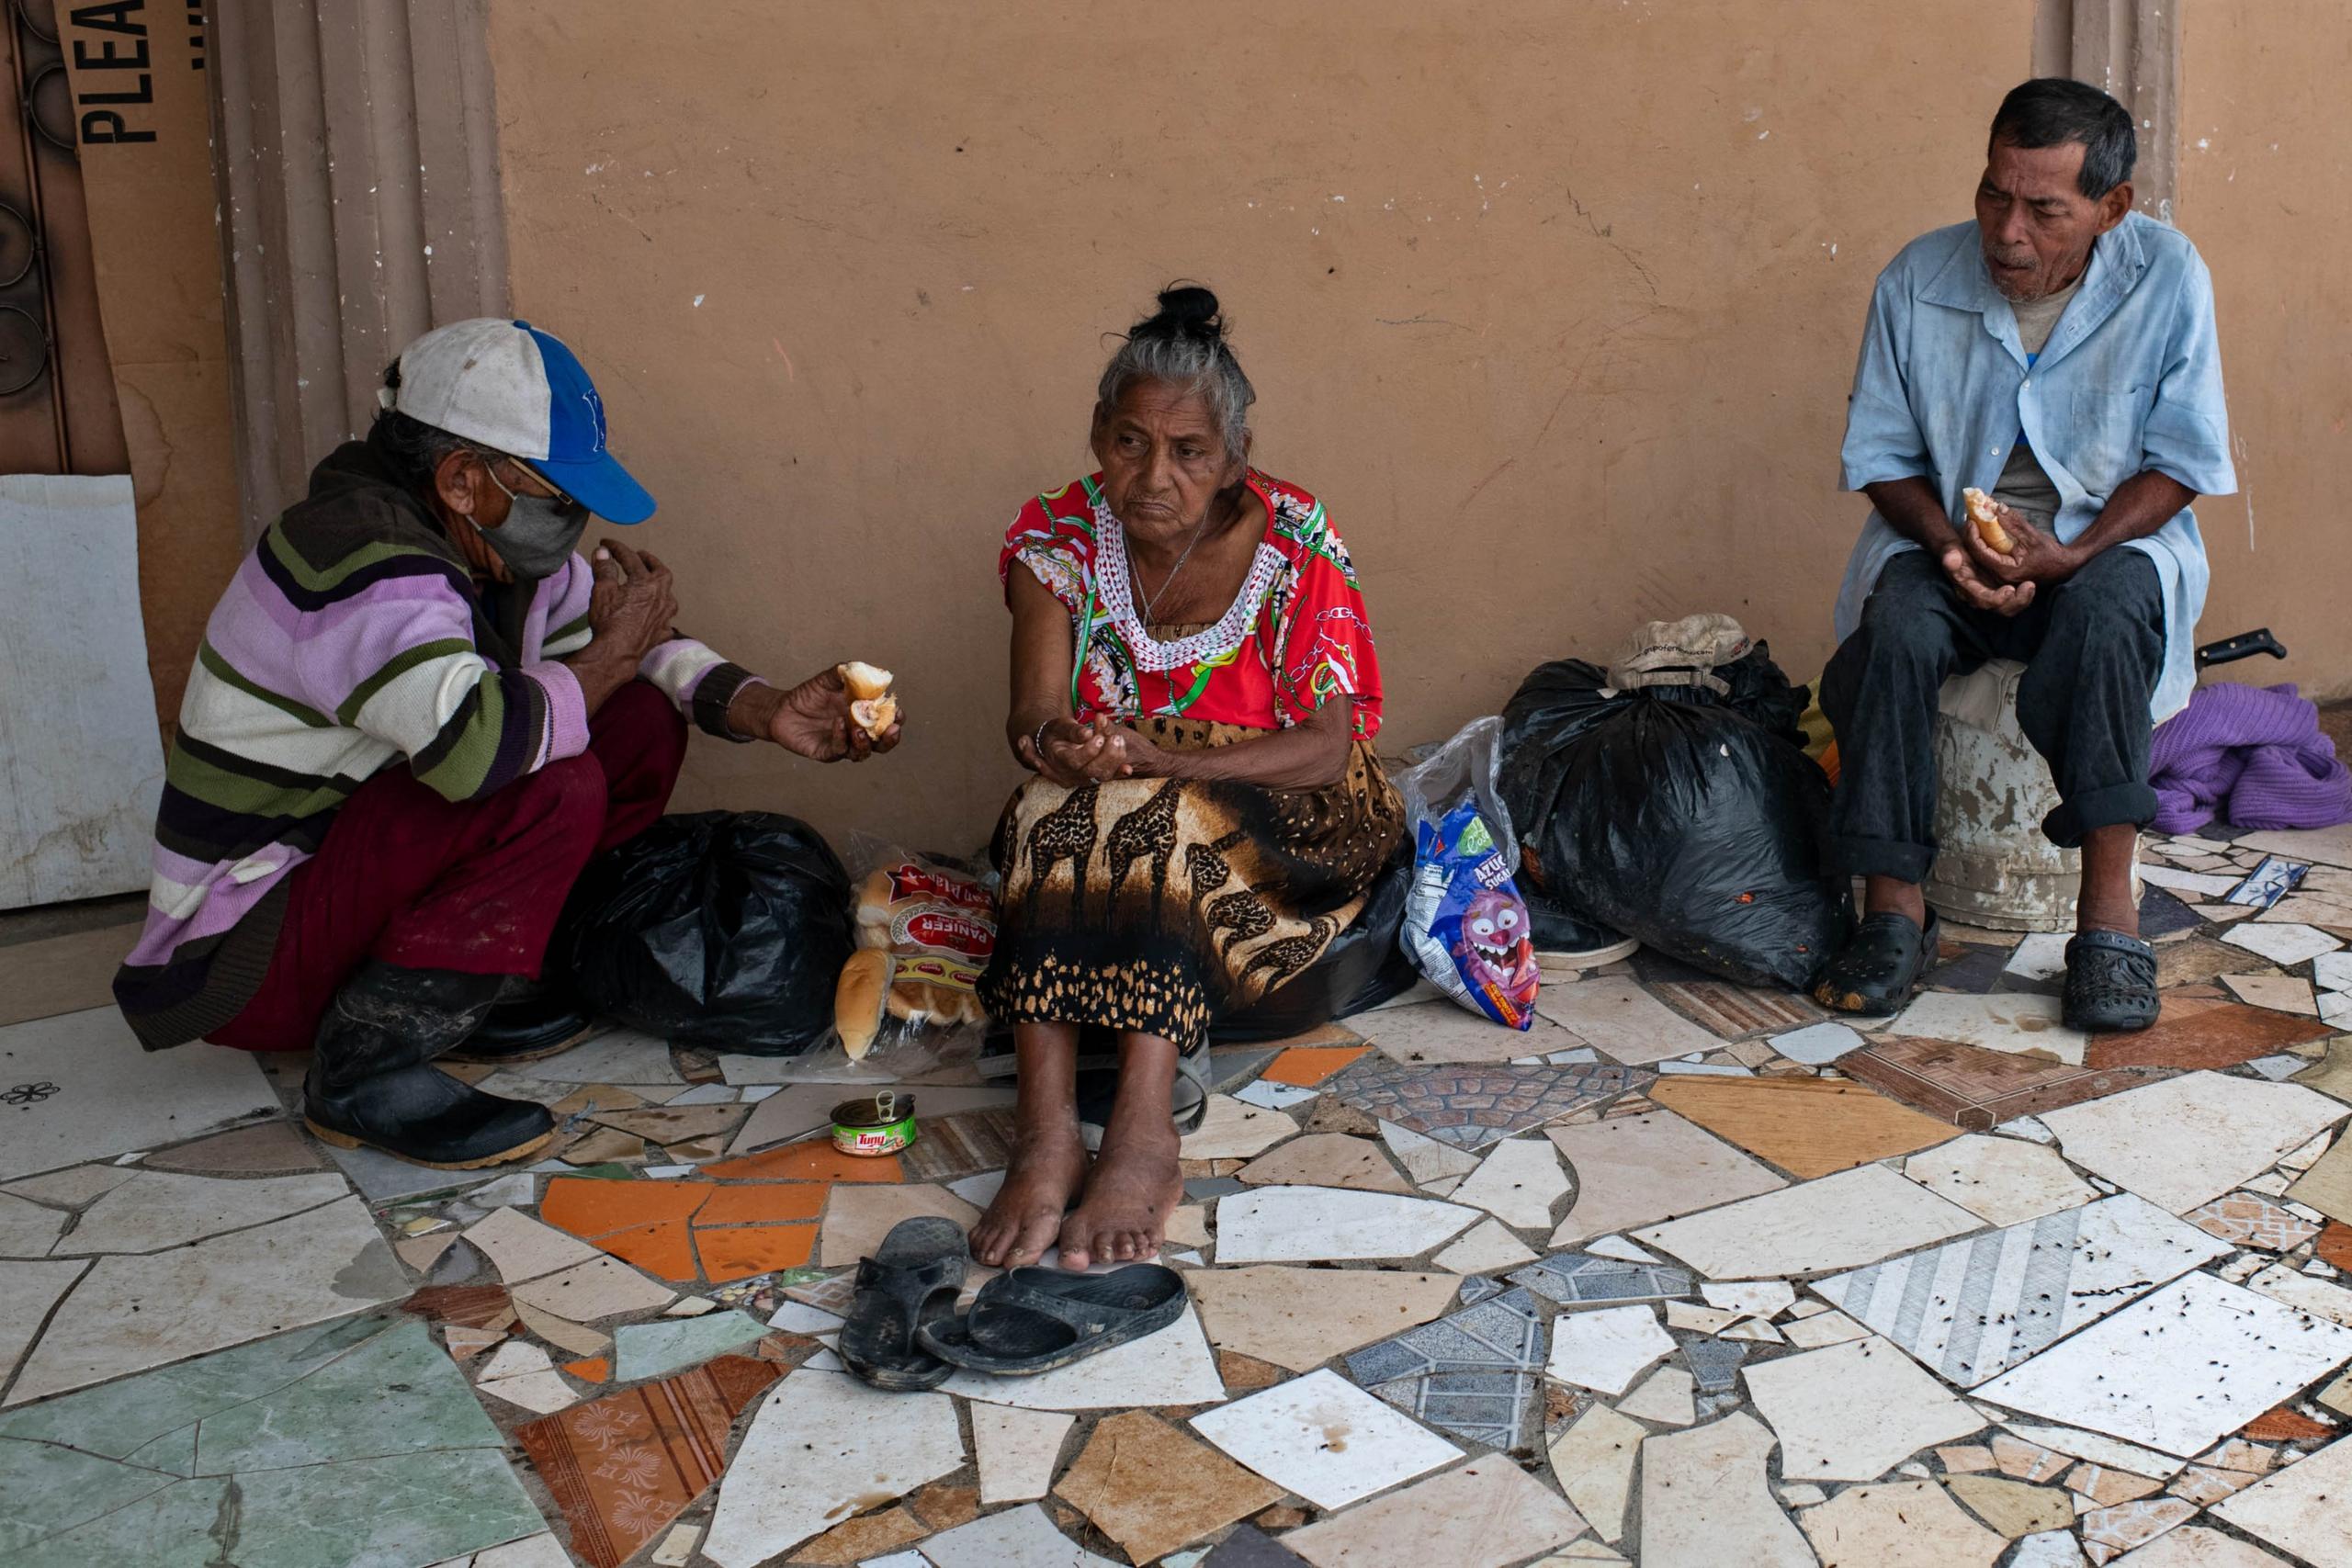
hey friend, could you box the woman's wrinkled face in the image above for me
[1091,379,1244,542]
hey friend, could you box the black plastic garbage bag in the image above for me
[557,810,854,1055]
[1498,648,1848,991]
[1209,841,1420,1044]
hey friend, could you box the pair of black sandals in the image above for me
[837,1217,1187,1392]
[1814,908,2160,1032]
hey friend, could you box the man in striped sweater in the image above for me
[113,319,901,1168]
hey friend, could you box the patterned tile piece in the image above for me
[899,1107,1018,1181]
[1839,1035,2176,1130]
[1324,1057,1653,1151]
[1680,1336,1749,1393]
[1648,980,1825,1040]
[1507,1250,1693,1308]
[2185,1192,2322,1251]
[1346,1286,1546,1450]
[1814,1194,2230,1387]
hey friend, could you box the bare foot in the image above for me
[971,1128,1087,1269]
[1057,1124,1182,1269]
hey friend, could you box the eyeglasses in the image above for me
[473,450,586,517]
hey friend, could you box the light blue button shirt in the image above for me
[1834,212,2235,721]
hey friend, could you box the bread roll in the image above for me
[1961,487,2015,555]
[838,661,894,701]
[834,948,889,1058]
[854,869,896,926]
[851,694,898,739]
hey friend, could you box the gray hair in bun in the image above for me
[1096,283,1255,461]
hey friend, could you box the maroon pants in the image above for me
[209,681,688,1052]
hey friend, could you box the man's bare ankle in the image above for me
[1862,876,1928,927]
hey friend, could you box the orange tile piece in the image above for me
[2317,1222,2352,1273]
[540,1177,713,1239]
[586,1218,701,1282]
[2243,1405,2336,1442]
[562,1357,610,1383]
[1260,1044,1370,1088]
[695,1181,831,1226]
[695,1223,818,1282]
[705,1142,902,1183]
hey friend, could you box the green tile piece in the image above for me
[194,1319,500,1474]
[120,1421,198,1476]
[0,1438,177,1554]
[228,1448,545,1568]
[612,1308,767,1381]
[0,1313,379,1459]
[6,1477,232,1568]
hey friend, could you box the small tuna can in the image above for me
[831,1089,916,1156]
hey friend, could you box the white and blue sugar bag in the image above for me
[1393,716,1540,1029]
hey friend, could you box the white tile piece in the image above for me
[1214,1186,1478,1262]
[1999,1116,2059,1145]
[1433,1219,1539,1275]
[1188,1368,1459,1509]
[1280,1454,1589,1567]
[2006,932,2075,983]
[1615,1365,1697,1426]
[510,1257,675,1320]
[915,1503,1120,1567]
[1814,1194,2230,1386]
[1743,1337,1984,1481]
[1583,1235,1661,1263]
[1180,1095,1302,1160]
[1799,1479,2006,1565]
[1700,1280,1797,1318]
[1638,1411,1815,1568]
[705,1371,965,1567]
[1379,1121,1481,1183]
[1546,1110,1786,1247]
[2322,990,2352,1030]
[2137,865,2246,897]
[1534,977,1722,1065]
[0,1192,66,1255]
[1781,1308,1871,1348]
[1767,1021,1867,1066]
[766,1301,845,1335]
[2107,1527,2289,1565]
[1,1162,138,1208]
[519,1027,686,1084]
[944,1304,1224,1410]
[1450,1138,1570,1229]
[1234,1079,1321,1111]
[2223,923,2344,968]
[2001,1421,2189,1480]
[0,1009,279,1181]
[1664,1301,1742,1334]
[0,1258,85,1387]
[1354,998,1580,1063]
[1544,1303,1676,1395]
[2222,975,2320,1017]
[2210,1432,2352,1564]
[464,1206,603,1282]
[2234,826,2352,870]
[2039,1073,2347,1213]
[1885,992,2092,1066]
[1655,1060,1752,1077]
[1634,1161,1983,1279]
[471,1535,576,1568]
[1977,1273,2352,1458]
[2311,952,2352,994]
[2245,1261,2352,1325]
[476,1367,582,1415]
[5,1196,405,1404]
[46,1169,347,1255]
[946,1170,1006,1209]
[2009,1529,2090,1568]
[971,1404,1073,1504]
[1902,1134,2099,1227]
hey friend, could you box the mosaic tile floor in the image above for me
[8,828,2352,1564]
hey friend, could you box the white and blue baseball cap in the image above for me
[382,318,655,524]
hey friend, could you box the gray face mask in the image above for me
[475,460,590,580]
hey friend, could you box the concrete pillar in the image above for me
[2034,0,2182,220]
[208,0,507,539]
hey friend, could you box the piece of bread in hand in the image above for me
[1961,488,2016,555]
[838,661,893,701]
[850,694,898,739]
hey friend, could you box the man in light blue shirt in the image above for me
[1815,79,2233,1032]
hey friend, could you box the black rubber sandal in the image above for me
[1812,909,1940,1017]
[2064,929,2160,1032]
[915,1263,1186,1376]
[838,1217,970,1392]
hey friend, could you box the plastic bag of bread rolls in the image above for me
[831,841,998,1066]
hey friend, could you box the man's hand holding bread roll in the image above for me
[727,660,903,761]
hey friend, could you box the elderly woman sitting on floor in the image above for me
[974,286,1403,1270]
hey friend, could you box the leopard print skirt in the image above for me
[978,716,1403,1058]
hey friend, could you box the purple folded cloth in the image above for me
[2149,681,2352,834]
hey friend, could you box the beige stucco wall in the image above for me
[2178,3,2352,702]
[488,0,2039,851]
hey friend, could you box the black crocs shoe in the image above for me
[444,980,598,1066]
[1813,908,1940,1017]
[2063,929,2159,1032]
[304,1063,555,1168]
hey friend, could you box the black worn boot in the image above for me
[443,975,599,1066]
[304,960,555,1168]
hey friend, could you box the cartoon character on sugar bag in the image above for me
[1455,884,1539,1022]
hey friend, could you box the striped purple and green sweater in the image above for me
[113,437,756,1049]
